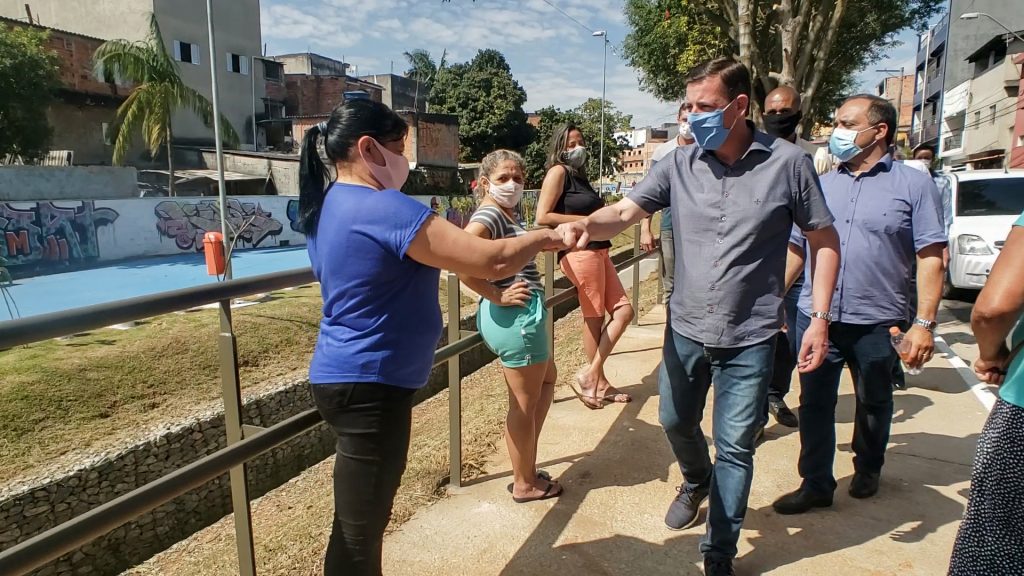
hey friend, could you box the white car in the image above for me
[945,169,1024,296]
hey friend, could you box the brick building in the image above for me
[1,16,130,165]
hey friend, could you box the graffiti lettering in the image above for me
[0,202,120,269]
[286,199,302,233]
[154,199,285,251]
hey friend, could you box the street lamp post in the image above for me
[205,0,231,280]
[876,66,906,145]
[960,12,1024,44]
[593,30,608,195]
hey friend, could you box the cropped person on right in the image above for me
[948,212,1024,575]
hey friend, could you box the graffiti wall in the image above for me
[1,196,306,276]
[1,201,120,268]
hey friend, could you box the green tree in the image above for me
[94,14,238,196]
[622,0,942,134]
[403,48,447,111]
[522,99,632,189]
[0,24,60,161]
[429,49,534,162]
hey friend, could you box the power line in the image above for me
[537,0,596,34]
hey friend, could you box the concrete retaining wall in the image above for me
[0,167,138,201]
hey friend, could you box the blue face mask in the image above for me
[828,125,878,162]
[688,99,739,151]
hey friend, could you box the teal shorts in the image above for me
[477,290,550,368]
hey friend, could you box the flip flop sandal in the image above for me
[506,470,553,494]
[569,382,605,410]
[512,480,563,504]
[599,386,632,404]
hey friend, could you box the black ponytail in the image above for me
[297,99,409,236]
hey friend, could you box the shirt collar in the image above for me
[838,152,893,177]
[700,121,771,163]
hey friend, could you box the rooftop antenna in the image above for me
[24,3,33,24]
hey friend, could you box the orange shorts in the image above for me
[559,248,630,318]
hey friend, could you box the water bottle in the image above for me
[889,328,923,375]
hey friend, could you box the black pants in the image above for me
[762,284,801,426]
[795,315,897,494]
[310,382,416,576]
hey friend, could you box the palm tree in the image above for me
[403,48,446,112]
[94,14,238,196]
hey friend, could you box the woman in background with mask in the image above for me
[536,124,635,409]
[297,100,567,575]
[460,149,562,503]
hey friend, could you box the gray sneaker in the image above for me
[665,484,710,530]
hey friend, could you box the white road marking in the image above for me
[933,335,996,411]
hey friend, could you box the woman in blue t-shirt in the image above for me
[296,100,566,576]
[948,212,1024,575]
[460,150,562,504]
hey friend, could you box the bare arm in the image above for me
[536,166,585,227]
[914,243,945,322]
[557,199,650,249]
[407,215,564,279]
[972,226,1024,383]
[804,226,840,316]
[640,216,656,252]
[457,221,532,307]
[785,242,805,292]
[795,225,840,373]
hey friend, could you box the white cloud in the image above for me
[261,0,669,127]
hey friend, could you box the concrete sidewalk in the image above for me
[382,306,986,575]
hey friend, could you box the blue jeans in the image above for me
[796,313,897,495]
[659,328,775,559]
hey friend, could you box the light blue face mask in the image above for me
[688,99,739,151]
[828,125,879,162]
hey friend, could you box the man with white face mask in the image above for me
[641,99,695,303]
[775,94,947,515]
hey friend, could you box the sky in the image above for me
[259,0,933,129]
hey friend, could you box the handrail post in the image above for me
[544,252,555,353]
[631,222,640,325]
[218,300,257,576]
[447,272,463,488]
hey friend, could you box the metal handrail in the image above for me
[0,238,659,576]
[0,268,316,350]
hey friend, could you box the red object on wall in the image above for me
[203,232,226,276]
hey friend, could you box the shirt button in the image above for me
[720,216,727,222]
[717,238,724,244]
[712,260,719,267]
[707,305,716,313]
[845,219,850,223]
[724,192,730,197]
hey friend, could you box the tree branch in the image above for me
[802,0,848,118]
[796,0,835,87]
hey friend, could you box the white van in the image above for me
[945,169,1024,296]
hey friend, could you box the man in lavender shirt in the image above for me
[774,94,947,514]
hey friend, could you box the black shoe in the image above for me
[754,426,765,445]
[703,556,736,576]
[768,399,799,427]
[665,483,709,530]
[849,472,880,499]
[772,488,833,515]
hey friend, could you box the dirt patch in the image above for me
[123,277,661,576]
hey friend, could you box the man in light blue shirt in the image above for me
[775,95,947,514]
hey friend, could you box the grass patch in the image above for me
[0,232,637,483]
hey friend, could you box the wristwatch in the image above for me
[810,311,834,324]
[913,318,937,332]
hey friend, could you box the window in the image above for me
[1018,135,1024,148]
[227,53,249,75]
[957,178,1024,216]
[263,60,283,82]
[173,40,200,65]
[990,105,997,124]
[974,110,982,126]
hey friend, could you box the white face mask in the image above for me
[487,179,524,209]
[678,121,693,141]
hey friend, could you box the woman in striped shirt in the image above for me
[460,150,563,504]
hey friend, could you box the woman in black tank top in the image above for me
[537,124,635,409]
